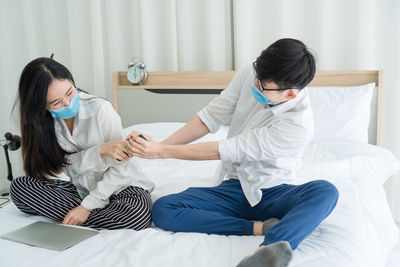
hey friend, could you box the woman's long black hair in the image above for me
[15,57,74,179]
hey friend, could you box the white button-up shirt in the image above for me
[54,92,154,210]
[198,64,314,207]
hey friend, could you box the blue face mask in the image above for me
[49,92,80,119]
[251,85,278,105]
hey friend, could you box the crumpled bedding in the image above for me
[0,123,397,267]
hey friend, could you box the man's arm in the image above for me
[128,119,312,163]
[161,115,209,145]
[128,136,220,161]
[161,141,220,160]
[157,65,249,145]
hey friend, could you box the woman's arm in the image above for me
[62,139,132,179]
[63,145,108,178]
[76,101,135,211]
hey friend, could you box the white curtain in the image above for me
[1,0,400,222]
[0,0,232,193]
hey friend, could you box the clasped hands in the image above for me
[99,130,162,161]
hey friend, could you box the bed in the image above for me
[0,70,399,267]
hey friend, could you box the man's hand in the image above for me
[62,205,91,226]
[126,131,162,159]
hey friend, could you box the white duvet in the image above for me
[0,122,398,267]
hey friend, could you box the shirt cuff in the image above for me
[197,108,220,134]
[81,194,107,211]
[93,145,109,169]
[218,137,238,163]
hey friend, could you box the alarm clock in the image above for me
[127,57,148,85]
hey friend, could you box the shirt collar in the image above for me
[77,92,96,120]
[269,89,307,115]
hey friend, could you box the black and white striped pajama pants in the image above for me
[10,176,152,230]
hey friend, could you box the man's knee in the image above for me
[308,180,339,206]
[152,195,180,231]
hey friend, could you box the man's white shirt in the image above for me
[198,64,314,207]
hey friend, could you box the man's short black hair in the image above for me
[253,38,316,90]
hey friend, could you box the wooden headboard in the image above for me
[112,70,382,145]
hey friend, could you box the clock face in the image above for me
[127,66,144,84]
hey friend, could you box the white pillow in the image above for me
[295,140,400,185]
[306,83,375,143]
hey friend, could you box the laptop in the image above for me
[1,221,99,251]
[0,197,10,206]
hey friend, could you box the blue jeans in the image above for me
[152,179,338,250]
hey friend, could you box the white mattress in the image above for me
[0,122,398,267]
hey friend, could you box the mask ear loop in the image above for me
[266,89,288,104]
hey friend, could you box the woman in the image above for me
[10,57,154,230]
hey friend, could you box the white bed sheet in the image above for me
[0,122,398,267]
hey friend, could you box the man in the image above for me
[127,38,339,267]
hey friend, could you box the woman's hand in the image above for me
[126,131,163,159]
[62,205,91,226]
[99,140,133,162]
[125,130,152,142]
